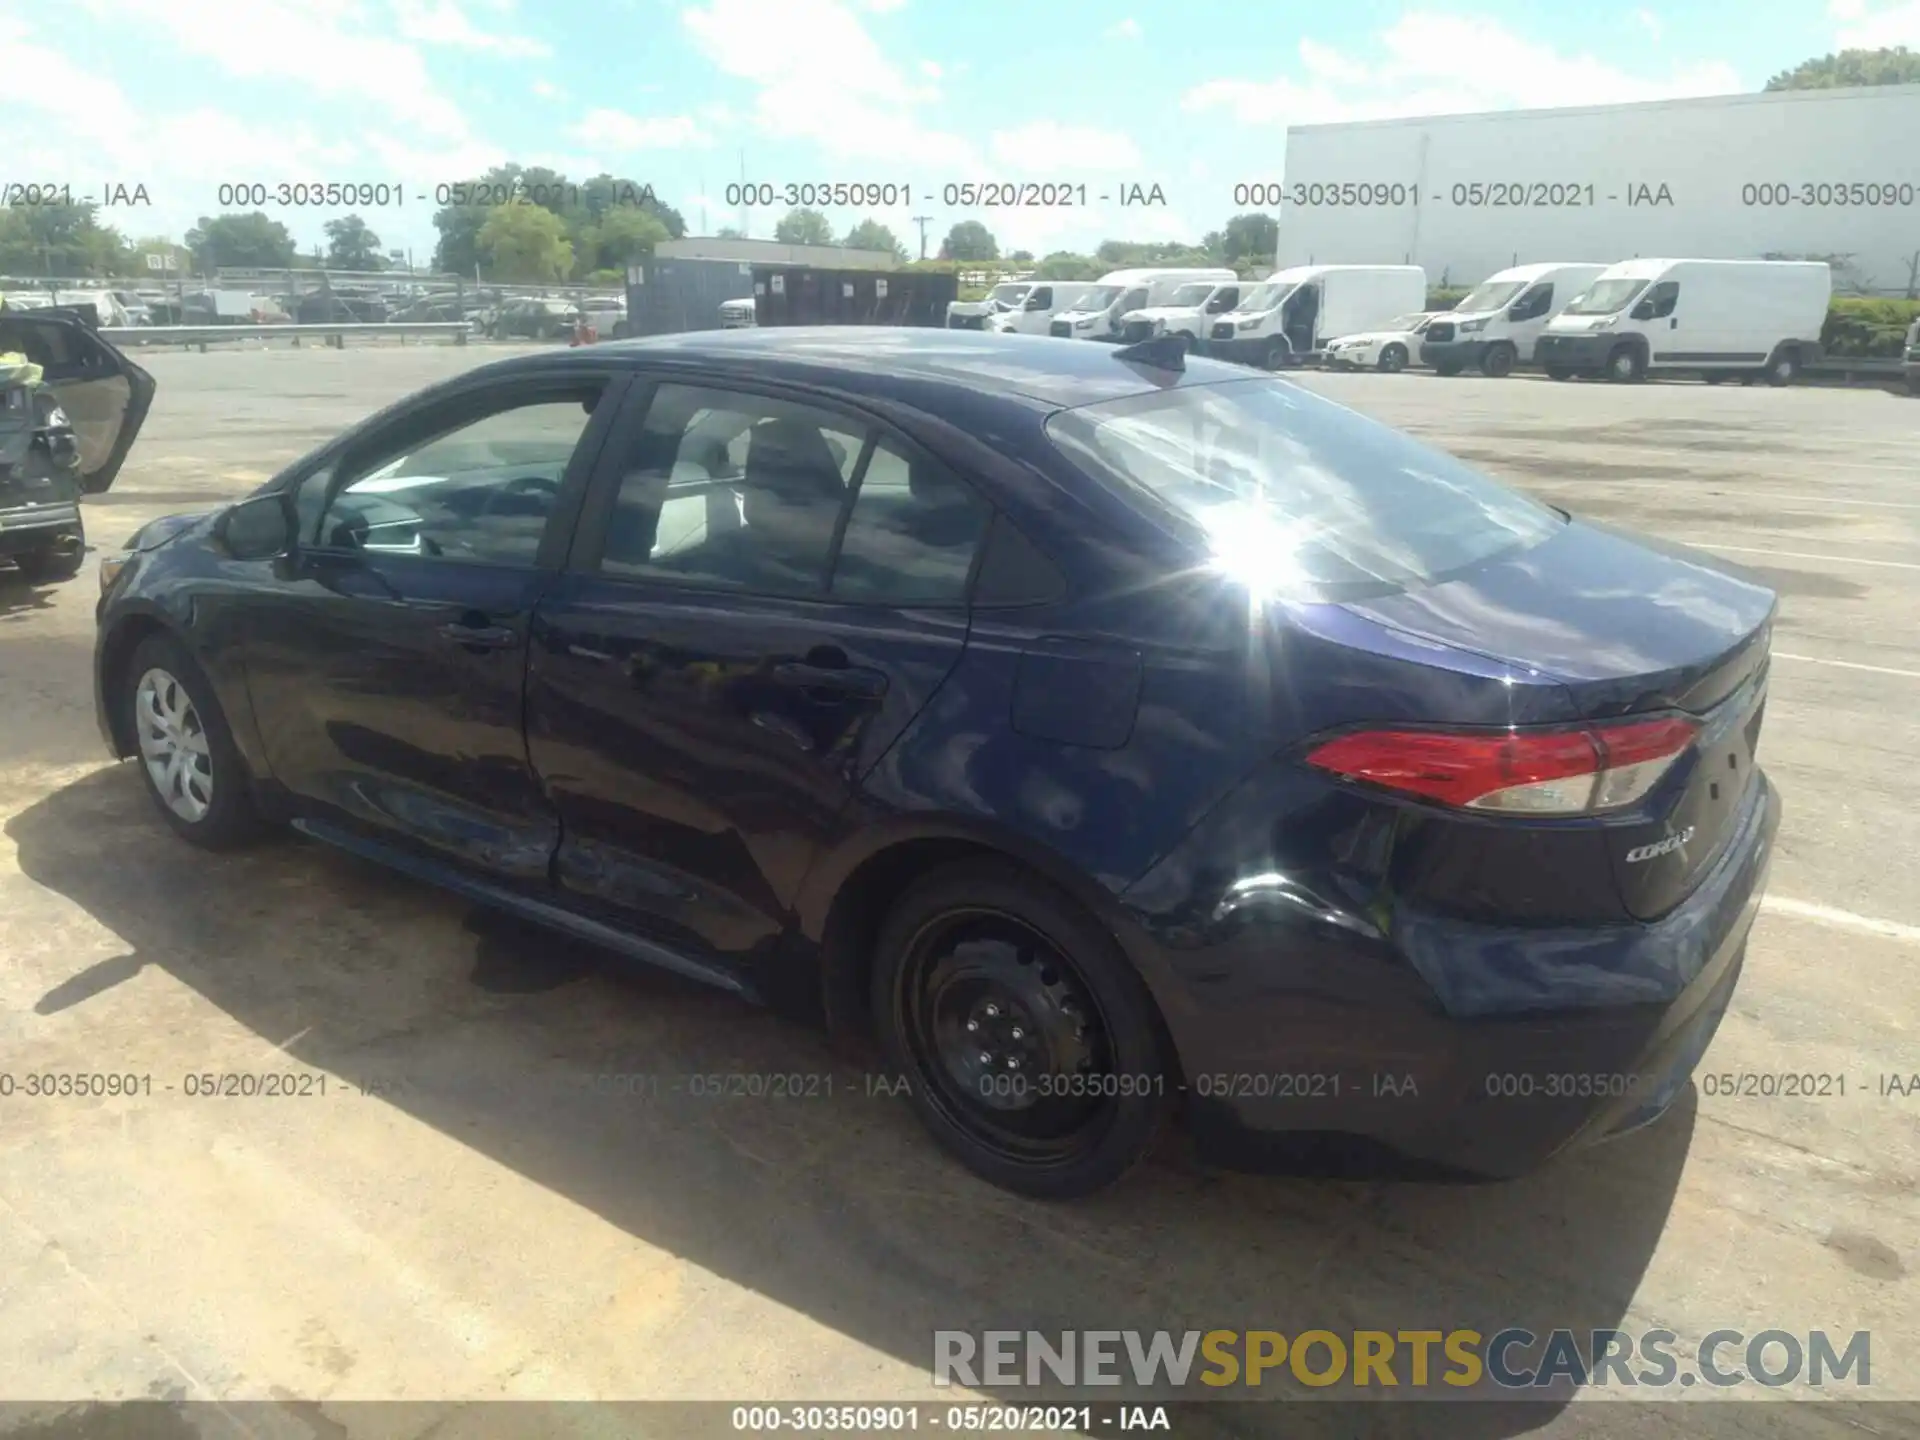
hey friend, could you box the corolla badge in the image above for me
[1625,827,1696,864]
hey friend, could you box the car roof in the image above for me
[546,327,1246,408]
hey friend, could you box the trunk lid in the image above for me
[1341,519,1776,919]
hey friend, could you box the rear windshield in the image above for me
[1045,379,1563,601]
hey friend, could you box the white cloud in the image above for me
[570,108,706,150]
[1106,17,1142,39]
[533,78,562,98]
[860,0,907,10]
[1635,8,1664,41]
[1184,12,1742,126]
[919,59,943,78]
[75,0,476,140]
[391,0,551,55]
[989,122,1142,172]
[1831,0,1920,46]
[682,0,975,168]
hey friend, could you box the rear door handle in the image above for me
[438,621,519,650]
[770,661,888,699]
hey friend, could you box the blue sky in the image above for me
[10,0,1917,264]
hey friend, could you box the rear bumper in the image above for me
[0,502,83,557]
[1535,333,1615,370]
[1420,338,1489,368]
[1153,771,1780,1178]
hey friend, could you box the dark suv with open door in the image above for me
[0,305,155,583]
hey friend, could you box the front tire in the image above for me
[1605,345,1647,383]
[871,859,1173,1199]
[1764,347,1802,387]
[1480,343,1516,378]
[1377,344,1407,373]
[1262,339,1289,371]
[124,634,266,849]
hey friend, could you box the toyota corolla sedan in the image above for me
[92,328,1780,1198]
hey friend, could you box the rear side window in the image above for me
[1045,378,1563,601]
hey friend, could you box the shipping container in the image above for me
[1274,84,1920,292]
[751,267,956,327]
[623,256,757,337]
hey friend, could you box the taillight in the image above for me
[1306,716,1699,814]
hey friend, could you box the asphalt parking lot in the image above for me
[1,346,1916,1438]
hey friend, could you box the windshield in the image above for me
[1238,281,1296,312]
[1452,279,1527,314]
[1045,379,1561,602]
[987,283,1032,308]
[1073,286,1122,312]
[1564,278,1650,315]
[1168,283,1213,306]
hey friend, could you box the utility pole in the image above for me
[912,215,933,260]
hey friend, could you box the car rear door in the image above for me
[0,308,154,494]
[525,376,992,986]
[239,366,628,884]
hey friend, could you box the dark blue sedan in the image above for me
[92,327,1780,1198]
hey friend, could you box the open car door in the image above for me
[0,305,155,494]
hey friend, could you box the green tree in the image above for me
[1209,212,1279,266]
[185,212,297,270]
[578,172,686,237]
[1008,249,1035,262]
[1032,250,1099,281]
[1766,46,1920,89]
[716,225,745,239]
[581,206,670,273]
[774,207,835,245]
[939,220,998,261]
[432,164,547,275]
[0,203,129,275]
[843,219,909,262]
[476,201,574,282]
[323,214,386,270]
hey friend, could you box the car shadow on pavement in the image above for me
[8,768,1703,1439]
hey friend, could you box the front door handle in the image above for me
[438,620,519,651]
[770,661,888,699]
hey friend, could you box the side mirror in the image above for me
[218,492,295,560]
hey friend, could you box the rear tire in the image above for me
[1479,343,1516,378]
[12,542,84,583]
[870,859,1173,1199]
[123,633,268,850]
[1764,347,1802,387]
[1377,344,1407,373]
[1605,345,1647,383]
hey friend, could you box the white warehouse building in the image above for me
[1275,83,1920,293]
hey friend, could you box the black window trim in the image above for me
[297,368,628,572]
[568,370,994,610]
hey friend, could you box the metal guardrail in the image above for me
[100,322,473,350]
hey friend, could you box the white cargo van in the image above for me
[1117,279,1249,347]
[986,281,1101,336]
[1417,262,1608,377]
[1046,268,1237,341]
[947,279,1033,330]
[1535,259,1831,385]
[1204,264,1427,368]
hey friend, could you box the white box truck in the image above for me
[1534,258,1831,384]
[1417,262,1609,376]
[1204,264,1427,368]
[1046,268,1238,341]
[1116,279,1251,348]
[986,281,1101,335]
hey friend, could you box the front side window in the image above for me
[1641,281,1680,319]
[315,386,601,565]
[1046,378,1562,602]
[1507,284,1553,321]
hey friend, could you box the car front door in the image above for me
[242,368,626,884]
[526,378,993,989]
[0,309,154,494]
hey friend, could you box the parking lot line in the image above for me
[1762,896,1920,945]
[1688,543,1920,570]
[1774,652,1920,679]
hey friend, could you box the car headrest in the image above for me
[744,418,845,501]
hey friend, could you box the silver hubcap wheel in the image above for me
[135,667,214,823]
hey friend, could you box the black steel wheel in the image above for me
[872,859,1172,1198]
